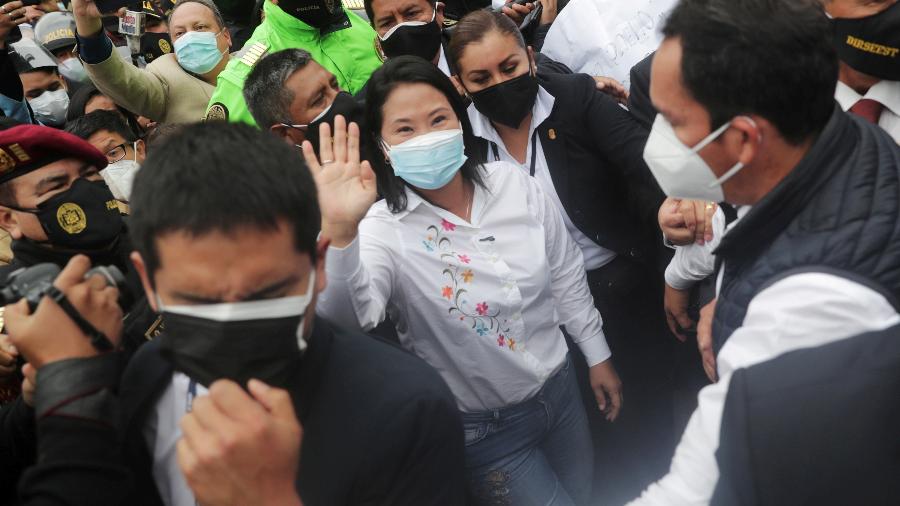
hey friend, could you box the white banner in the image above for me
[542,0,677,89]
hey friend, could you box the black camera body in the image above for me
[0,263,129,312]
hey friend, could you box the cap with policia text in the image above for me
[0,125,108,184]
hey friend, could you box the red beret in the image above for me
[0,124,108,184]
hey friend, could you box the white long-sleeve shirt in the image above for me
[317,162,611,413]
[663,208,726,290]
[630,274,900,505]
[635,209,900,504]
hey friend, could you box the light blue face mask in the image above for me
[173,30,224,74]
[383,129,468,190]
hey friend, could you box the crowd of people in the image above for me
[0,0,898,504]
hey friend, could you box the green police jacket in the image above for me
[205,1,382,126]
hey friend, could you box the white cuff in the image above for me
[325,235,362,281]
[665,262,696,291]
[575,332,612,367]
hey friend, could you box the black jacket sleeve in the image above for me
[627,52,657,130]
[0,396,37,497]
[534,51,572,75]
[361,387,467,505]
[577,73,665,234]
[16,355,131,506]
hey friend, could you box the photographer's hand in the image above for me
[4,255,123,369]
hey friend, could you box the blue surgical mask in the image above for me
[383,129,468,190]
[174,30,225,74]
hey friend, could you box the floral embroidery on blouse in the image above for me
[424,222,519,351]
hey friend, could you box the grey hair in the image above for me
[168,0,227,31]
[244,49,314,129]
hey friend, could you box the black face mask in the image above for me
[303,91,362,149]
[141,32,173,64]
[158,312,306,389]
[832,2,900,81]
[278,0,342,28]
[468,70,539,129]
[15,179,124,251]
[379,13,443,62]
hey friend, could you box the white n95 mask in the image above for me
[643,115,747,202]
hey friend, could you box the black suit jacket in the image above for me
[628,52,656,130]
[475,71,665,265]
[713,326,900,506]
[118,317,467,506]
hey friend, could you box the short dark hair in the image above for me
[447,10,525,72]
[244,49,313,129]
[129,122,321,276]
[364,0,437,27]
[64,109,138,143]
[662,0,837,144]
[363,56,486,213]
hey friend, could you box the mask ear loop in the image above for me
[706,116,760,188]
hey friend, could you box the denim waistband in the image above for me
[460,354,572,423]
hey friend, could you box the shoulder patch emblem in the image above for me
[239,42,269,68]
[205,103,229,122]
[0,149,15,173]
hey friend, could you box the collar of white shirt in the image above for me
[437,46,451,77]
[835,79,900,116]
[467,84,556,148]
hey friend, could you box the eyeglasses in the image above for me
[104,143,129,163]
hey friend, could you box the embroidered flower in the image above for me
[461,269,474,283]
[508,338,517,351]
[441,286,453,300]
[458,254,471,264]
[441,219,456,231]
[475,321,489,336]
[497,335,506,347]
[476,302,489,316]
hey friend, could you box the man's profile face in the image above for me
[273,61,341,145]
[0,158,105,241]
[135,221,324,338]
[649,37,754,202]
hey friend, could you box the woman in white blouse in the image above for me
[306,56,621,505]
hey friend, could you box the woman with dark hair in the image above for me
[449,11,684,500]
[310,55,622,505]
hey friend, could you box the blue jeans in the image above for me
[462,355,594,506]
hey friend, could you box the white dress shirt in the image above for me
[317,162,611,413]
[835,79,900,144]
[637,208,900,504]
[145,372,209,506]
[664,208,726,290]
[436,46,451,77]
[630,274,900,505]
[467,85,618,271]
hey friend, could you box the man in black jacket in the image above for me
[713,325,900,506]
[121,121,466,506]
[0,124,156,500]
[6,254,131,506]
[630,0,900,503]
